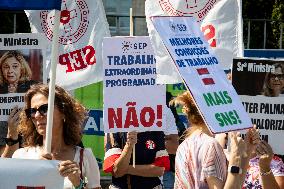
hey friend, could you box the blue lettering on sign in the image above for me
[83,110,104,136]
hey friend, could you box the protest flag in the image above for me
[0,0,61,10]
[25,0,110,90]
[145,0,244,84]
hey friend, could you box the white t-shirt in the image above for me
[13,146,100,189]
[164,107,178,136]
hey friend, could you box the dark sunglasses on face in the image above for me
[270,73,284,80]
[25,104,48,118]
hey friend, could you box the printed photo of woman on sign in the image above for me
[262,63,284,97]
[0,50,42,94]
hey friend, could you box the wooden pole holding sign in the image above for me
[129,7,135,168]
[45,10,61,153]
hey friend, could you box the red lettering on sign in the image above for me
[59,45,96,73]
[107,103,163,129]
[202,24,216,47]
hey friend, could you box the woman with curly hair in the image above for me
[10,83,101,189]
[0,50,37,93]
[172,91,259,189]
[262,63,284,97]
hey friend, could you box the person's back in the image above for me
[175,131,227,189]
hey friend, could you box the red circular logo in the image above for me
[159,0,218,21]
[146,140,156,150]
[40,0,89,45]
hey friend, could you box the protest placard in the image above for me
[151,16,251,134]
[0,158,63,189]
[0,33,47,122]
[103,36,166,133]
[145,0,243,84]
[232,58,284,154]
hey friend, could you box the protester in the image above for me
[0,106,21,157]
[242,140,284,189]
[171,91,259,189]
[163,107,179,189]
[262,62,284,97]
[10,83,100,189]
[103,131,170,189]
[0,50,37,93]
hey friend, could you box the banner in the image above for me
[25,0,110,90]
[0,34,47,121]
[0,158,63,189]
[151,16,251,133]
[103,36,166,133]
[232,58,284,155]
[145,0,243,84]
[0,0,61,10]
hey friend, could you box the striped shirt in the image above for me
[174,131,227,189]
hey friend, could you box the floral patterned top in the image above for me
[243,156,284,189]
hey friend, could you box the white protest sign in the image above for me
[0,158,64,189]
[145,0,243,84]
[0,33,47,121]
[232,58,284,154]
[151,16,251,133]
[103,36,166,133]
[25,0,110,90]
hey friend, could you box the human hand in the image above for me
[256,141,273,172]
[245,125,260,158]
[126,131,137,147]
[58,160,81,186]
[7,106,21,139]
[215,133,228,149]
[228,132,245,166]
[40,152,53,160]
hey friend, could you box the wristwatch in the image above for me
[228,165,242,174]
[4,137,19,146]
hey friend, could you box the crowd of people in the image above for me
[0,82,284,189]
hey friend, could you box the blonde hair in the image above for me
[170,91,206,139]
[0,50,32,85]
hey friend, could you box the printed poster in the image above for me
[232,58,284,155]
[151,16,251,134]
[103,36,166,133]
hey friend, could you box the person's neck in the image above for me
[192,124,213,137]
[43,134,68,154]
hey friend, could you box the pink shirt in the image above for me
[174,131,227,189]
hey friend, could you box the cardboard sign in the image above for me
[0,158,63,189]
[0,33,47,121]
[103,36,166,133]
[151,16,251,133]
[232,58,284,154]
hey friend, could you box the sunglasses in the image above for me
[25,104,48,118]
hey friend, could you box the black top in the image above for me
[107,131,166,189]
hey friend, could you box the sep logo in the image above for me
[40,0,89,45]
[169,21,187,32]
[159,0,217,21]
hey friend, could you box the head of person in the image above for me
[262,63,284,97]
[19,83,87,147]
[0,50,32,85]
[170,91,206,138]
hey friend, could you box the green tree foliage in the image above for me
[271,0,284,48]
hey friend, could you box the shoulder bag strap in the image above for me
[79,148,84,180]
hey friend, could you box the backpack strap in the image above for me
[79,148,84,180]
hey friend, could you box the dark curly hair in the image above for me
[18,83,87,147]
